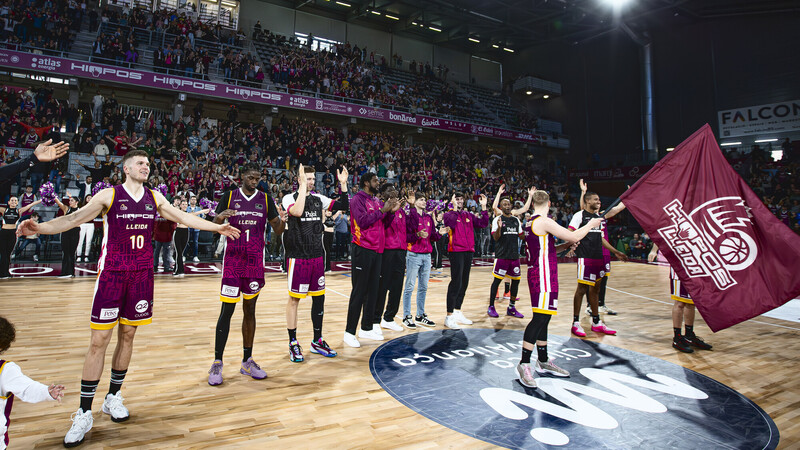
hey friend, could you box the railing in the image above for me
[0,42,71,59]
[97,22,247,54]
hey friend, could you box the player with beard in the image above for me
[344,173,399,348]
[568,190,627,337]
[207,163,285,385]
[283,164,349,361]
[17,150,240,448]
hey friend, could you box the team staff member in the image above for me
[344,173,399,348]
[374,183,407,334]
[443,191,489,329]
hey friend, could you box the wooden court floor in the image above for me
[2,262,798,449]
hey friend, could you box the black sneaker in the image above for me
[415,314,436,327]
[402,315,416,329]
[672,336,694,353]
[685,335,713,350]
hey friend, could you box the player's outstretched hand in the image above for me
[218,224,241,239]
[528,186,536,196]
[16,218,38,237]
[34,139,69,163]
[579,178,587,192]
[337,167,349,185]
[49,384,65,402]
[479,194,488,208]
[614,250,628,262]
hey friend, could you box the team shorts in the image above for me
[577,258,606,286]
[91,269,154,330]
[604,258,611,277]
[220,277,265,303]
[531,291,558,315]
[670,270,693,304]
[492,258,521,280]
[288,256,325,298]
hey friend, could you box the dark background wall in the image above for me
[505,11,800,166]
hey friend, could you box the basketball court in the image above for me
[3,261,797,448]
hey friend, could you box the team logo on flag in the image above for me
[658,196,758,290]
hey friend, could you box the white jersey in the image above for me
[0,361,53,449]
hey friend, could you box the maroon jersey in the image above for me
[99,185,158,272]
[524,214,558,293]
[218,188,278,279]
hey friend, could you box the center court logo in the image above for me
[658,196,757,289]
[369,329,778,449]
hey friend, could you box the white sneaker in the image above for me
[102,392,130,422]
[380,319,403,332]
[33,255,38,261]
[76,257,82,262]
[444,315,461,329]
[357,329,384,341]
[63,408,93,447]
[193,257,199,262]
[343,332,361,348]
[453,310,473,325]
[371,324,384,338]
[516,363,537,388]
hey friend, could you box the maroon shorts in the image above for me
[577,258,606,286]
[492,258,521,280]
[91,269,154,330]
[531,291,558,315]
[220,277,265,303]
[670,269,693,304]
[288,257,325,298]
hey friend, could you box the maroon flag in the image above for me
[620,124,800,331]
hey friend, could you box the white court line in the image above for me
[608,287,800,332]
[327,287,351,298]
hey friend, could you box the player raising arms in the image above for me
[517,190,602,388]
[207,163,286,386]
[17,150,240,448]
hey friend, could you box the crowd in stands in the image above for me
[255,28,474,119]
[0,0,82,55]
[1,83,798,262]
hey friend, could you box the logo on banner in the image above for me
[369,329,778,449]
[315,100,324,110]
[658,196,758,290]
[10,55,19,63]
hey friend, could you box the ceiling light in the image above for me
[335,1,351,6]
[370,10,381,15]
[503,47,514,53]
[468,37,480,43]
[411,21,418,25]
[220,0,238,7]
[720,142,742,146]
[754,138,778,143]
[492,44,499,48]
[543,94,549,99]
[385,14,399,20]
[429,26,442,32]
[526,91,532,95]
[601,0,632,7]
[666,147,675,152]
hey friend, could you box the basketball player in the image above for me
[17,150,240,448]
[488,196,525,319]
[283,164,349,361]
[648,244,713,353]
[491,185,534,304]
[443,191,489,329]
[345,173,399,348]
[568,191,627,337]
[578,180,622,316]
[517,190,602,387]
[374,183,406,334]
[207,163,285,386]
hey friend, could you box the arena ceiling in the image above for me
[255,0,800,53]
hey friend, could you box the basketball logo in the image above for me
[658,196,758,290]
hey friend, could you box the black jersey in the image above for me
[491,214,522,260]
[568,210,605,259]
[2,207,19,225]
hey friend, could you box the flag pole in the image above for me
[602,198,622,219]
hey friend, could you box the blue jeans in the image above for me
[185,229,199,257]
[30,172,44,192]
[49,169,62,193]
[403,251,431,317]
[15,237,41,257]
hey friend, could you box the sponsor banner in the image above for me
[0,50,540,145]
[718,99,800,138]
[568,165,653,181]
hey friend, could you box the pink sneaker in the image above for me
[571,322,586,337]
[591,321,617,335]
